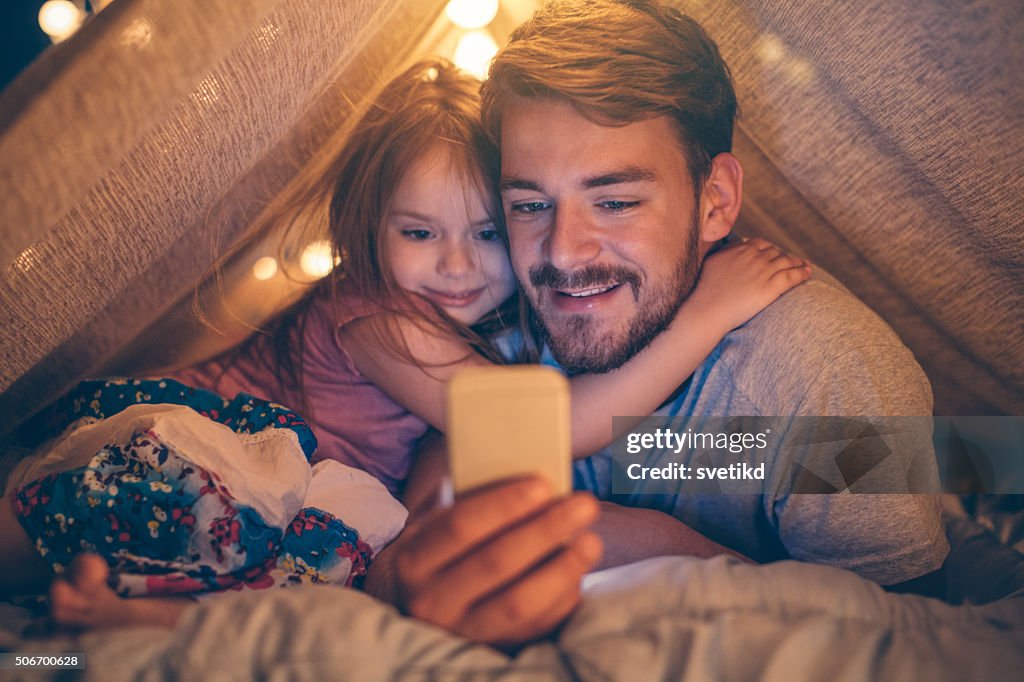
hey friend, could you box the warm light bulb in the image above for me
[299,240,338,279]
[445,0,499,30]
[252,256,279,281]
[38,0,83,41]
[453,31,499,81]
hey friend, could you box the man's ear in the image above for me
[698,153,743,243]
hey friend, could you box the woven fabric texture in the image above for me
[0,0,447,430]
[687,0,1023,414]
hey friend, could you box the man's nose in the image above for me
[545,202,600,270]
[438,240,476,278]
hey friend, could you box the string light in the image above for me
[445,0,499,30]
[756,34,785,66]
[252,256,279,281]
[453,30,499,80]
[299,240,339,279]
[38,0,84,43]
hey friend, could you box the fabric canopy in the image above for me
[0,0,448,433]
[696,0,1023,416]
[1,0,1021,435]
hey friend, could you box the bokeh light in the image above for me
[252,256,279,281]
[299,240,339,278]
[445,0,499,30]
[453,30,499,80]
[38,1,84,42]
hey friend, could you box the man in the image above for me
[365,0,948,647]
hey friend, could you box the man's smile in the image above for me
[558,283,621,298]
[547,281,625,312]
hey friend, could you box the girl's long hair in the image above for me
[214,59,527,420]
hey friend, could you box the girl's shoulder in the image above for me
[308,281,369,324]
[314,282,445,338]
[304,282,427,370]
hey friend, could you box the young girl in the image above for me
[1,58,809,629]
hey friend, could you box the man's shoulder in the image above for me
[703,272,932,415]
[743,272,904,351]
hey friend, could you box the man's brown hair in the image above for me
[481,0,737,195]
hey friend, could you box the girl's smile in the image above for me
[421,286,487,308]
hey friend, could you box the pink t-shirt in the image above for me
[166,292,428,495]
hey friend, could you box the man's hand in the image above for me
[364,476,602,650]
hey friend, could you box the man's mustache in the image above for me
[528,263,641,301]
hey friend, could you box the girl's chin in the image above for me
[442,306,485,325]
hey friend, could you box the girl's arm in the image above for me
[337,309,495,430]
[567,237,809,456]
[341,238,809,458]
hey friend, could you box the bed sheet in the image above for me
[2,529,1021,682]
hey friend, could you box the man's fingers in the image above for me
[455,531,603,647]
[396,477,555,587]
[408,493,599,627]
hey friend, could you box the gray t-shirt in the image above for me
[570,273,950,585]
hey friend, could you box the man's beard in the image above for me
[527,215,702,376]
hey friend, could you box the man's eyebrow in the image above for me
[499,176,541,192]
[582,167,657,189]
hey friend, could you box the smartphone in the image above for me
[447,365,571,496]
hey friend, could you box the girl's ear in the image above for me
[698,153,743,243]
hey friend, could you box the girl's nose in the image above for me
[438,241,475,278]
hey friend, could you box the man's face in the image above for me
[500,98,703,374]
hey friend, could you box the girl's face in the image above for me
[385,145,516,324]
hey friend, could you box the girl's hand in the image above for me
[687,237,812,334]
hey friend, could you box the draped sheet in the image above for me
[3,552,1022,680]
[1,0,1021,433]
[0,0,448,433]
[688,0,1024,415]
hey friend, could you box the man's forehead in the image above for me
[500,97,617,145]
[499,95,684,156]
[499,98,685,189]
